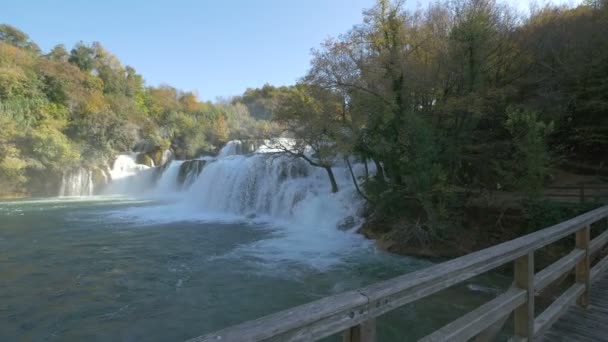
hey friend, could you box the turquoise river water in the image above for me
[0,197,508,341]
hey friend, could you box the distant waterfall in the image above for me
[153,160,183,194]
[217,139,268,157]
[120,140,372,231]
[217,140,242,157]
[103,153,155,195]
[59,168,94,197]
[109,153,150,180]
[57,153,155,197]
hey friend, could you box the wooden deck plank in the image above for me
[541,271,608,342]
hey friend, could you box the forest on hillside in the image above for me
[0,24,281,196]
[1,0,607,243]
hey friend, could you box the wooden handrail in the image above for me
[545,183,608,204]
[187,205,608,342]
[547,185,608,190]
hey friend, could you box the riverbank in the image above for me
[360,168,608,261]
[359,205,525,259]
[359,200,605,264]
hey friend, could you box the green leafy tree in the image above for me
[505,107,554,200]
[0,113,27,195]
[0,24,40,52]
[274,84,343,193]
[69,42,96,72]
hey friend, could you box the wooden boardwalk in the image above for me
[542,270,608,342]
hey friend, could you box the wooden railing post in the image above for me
[343,319,376,342]
[576,225,591,307]
[514,252,535,340]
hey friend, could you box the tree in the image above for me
[47,44,69,62]
[0,24,40,52]
[168,111,209,158]
[234,84,287,120]
[504,107,554,200]
[0,42,42,100]
[26,125,80,171]
[69,42,96,72]
[0,113,27,195]
[274,84,343,193]
[211,114,229,144]
[518,3,608,162]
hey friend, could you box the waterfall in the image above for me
[59,168,94,197]
[61,142,365,226]
[217,139,272,157]
[153,160,183,195]
[109,153,150,180]
[184,155,314,219]
[103,153,155,195]
[101,141,374,268]
[110,141,370,231]
[217,140,242,157]
[161,149,173,165]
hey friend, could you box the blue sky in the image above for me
[1,0,582,100]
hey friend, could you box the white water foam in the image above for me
[103,153,155,195]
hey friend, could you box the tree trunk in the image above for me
[373,159,385,184]
[363,157,369,182]
[345,157,370,202]
[325,166,339,193]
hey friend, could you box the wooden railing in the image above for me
[545,183,608,204]
[187,205,608,342]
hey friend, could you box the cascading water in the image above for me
[68,141,369,234]
[103,153,156,195]
[144,141,369,228]
[58,153,153,197]
[216,139,268,157]
[121,141,371,224]
[153,160,183,195]
[108,140,372,268]
[59,168,94,197]
[185,154,355,223]
[109,153,150,180]
[217,140,242,157]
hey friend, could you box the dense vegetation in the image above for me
[0,25,277,196]
[269,0,608,246]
